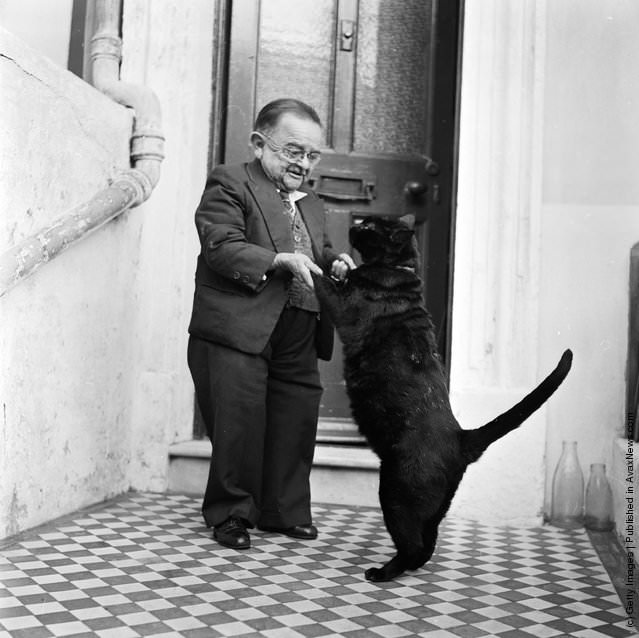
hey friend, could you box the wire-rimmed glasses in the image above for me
[254,131,322,164]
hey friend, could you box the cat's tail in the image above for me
[460,349,573,463]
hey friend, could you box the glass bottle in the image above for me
[550,441,584,529]
[584,463,614,531]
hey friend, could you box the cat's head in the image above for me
[349,215,418,269]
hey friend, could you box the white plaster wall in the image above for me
[539,0,639,510]
[0,27,130,254]
[0,27,136,536]
[448,392,548,526]
[450,0,639,526]
[540,205,638,491]
[120,0,214,490]
[449,0,549,526]
[0,0,74,69]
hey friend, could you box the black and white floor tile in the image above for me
[0,493,634,637]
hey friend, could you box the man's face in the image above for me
[252,113,322,192]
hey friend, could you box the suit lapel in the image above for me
[245,160,325,258]
[296,186,324,258]
[245,160,294,253]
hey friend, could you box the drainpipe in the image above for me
[0,0,164,297]
[90,0,164,204]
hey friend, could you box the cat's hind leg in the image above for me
[365,500,430,582]
[412,523,439,569]
[365,525,438,582]
[365,555,410,582]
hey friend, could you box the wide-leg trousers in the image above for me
[187,307,323,529]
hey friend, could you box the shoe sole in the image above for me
[213,535,251,550]
[214,539,251,549]
[258,527,317,540]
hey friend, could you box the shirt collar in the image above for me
[280,189,308,204]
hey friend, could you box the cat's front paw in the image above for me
[310,270,324,287]
[311,271,338,297]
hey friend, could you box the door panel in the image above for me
[353,0,434,155]
[256,0,337,142]
[221,0,459,434]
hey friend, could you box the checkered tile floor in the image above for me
[0,493,634,637]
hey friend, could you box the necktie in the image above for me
[279,190,296,225]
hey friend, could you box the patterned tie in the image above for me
[279,190,296,224]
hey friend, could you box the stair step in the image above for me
[168,440,210,495]
[316,418,367,445]
[168,439,379,506]
[168,439,377,468]
[315,432,366,445]
[169,439,210,459]
[313,445,378,469]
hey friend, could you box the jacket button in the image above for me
[232,271,241,279]
[242,275,250,283]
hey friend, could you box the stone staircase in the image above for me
[168,419,379,507]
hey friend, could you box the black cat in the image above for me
[312,215,572,582]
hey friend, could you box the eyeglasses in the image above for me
[255,131,322,164]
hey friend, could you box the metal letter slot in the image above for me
[308,173,377,202]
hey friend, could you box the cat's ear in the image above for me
[398,214,415,230]
[391,228,414,244]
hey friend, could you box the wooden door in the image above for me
[220,0,461,441]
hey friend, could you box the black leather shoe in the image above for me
[259,524,318,540]
[213,517,250,549]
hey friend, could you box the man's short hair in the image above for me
[254,98,322,133]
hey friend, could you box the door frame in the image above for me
[426,0,464,368]
[196,0,464,437]
[207,0,233,171]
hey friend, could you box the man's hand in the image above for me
[330,253,356,281]
[273,253,323,288]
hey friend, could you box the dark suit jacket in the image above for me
[188,159,338,359]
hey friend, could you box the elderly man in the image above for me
[187,98,355,550]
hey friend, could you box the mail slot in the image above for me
[308,173,377,202]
